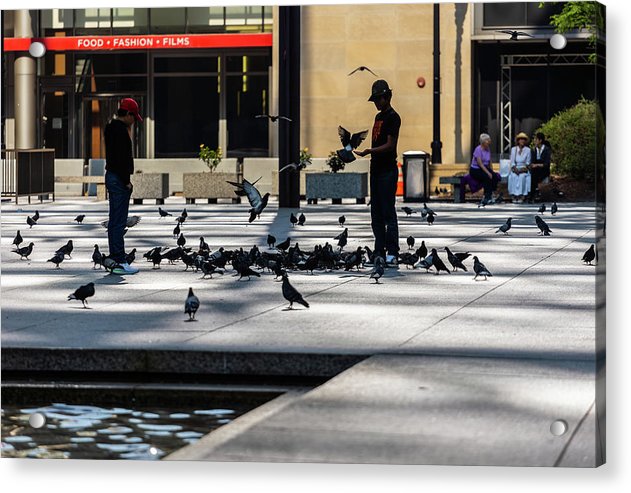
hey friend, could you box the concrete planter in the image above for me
[131,173,169,204]
[182,172,238,203]
[306,172,368,204]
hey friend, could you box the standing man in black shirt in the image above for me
[355,80,401,265]
[104,98,142,275]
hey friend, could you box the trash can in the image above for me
[402,150,429,202]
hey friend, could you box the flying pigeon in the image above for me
[14,242,34,260]
[281,272,310,309]
[74,215,85,224]
[347,65,379,77]
[290,212,298,227]
[407,235,415,250]
[279,161,307,173]
[67,282,95,308]
[158,207,172,218]
[339,215,346,227]
[336,126,369,163]
[227,178,270,223]
[101,215,141,230]
[496,217,512,235]
[401,207,416,217]
[473,256,493,281]
[47,252,65,269]
[496,29,533,40]
[582,245,596,265]
[444,247,468,272]
[267,234,276,249]
[184,287,200,321]
[369,256,386,283]
[255,113,292,123]
[12,230,23,247]
[298,213,306,226]
[535,215,552,236]
[92,244,103,269]
[551,202,558,215]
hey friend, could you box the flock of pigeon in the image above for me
[8,187,597,321]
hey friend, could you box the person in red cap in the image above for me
[103,97,142,275]
[354,80,401,266]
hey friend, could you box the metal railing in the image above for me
[1,149,56,204]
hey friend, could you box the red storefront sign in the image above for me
[3,33,273,52]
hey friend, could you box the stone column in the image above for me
[14,10,36,149]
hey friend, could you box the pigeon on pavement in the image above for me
[473,256,493,281]
[267,234,276,248]
[496,217,512,235]
[56,240,74,258]
[184,287,200,320]
[92,244,103,269]
[74,215,85,224]
[582,245,596,265]
[431,248,451,275]
[290,212,298,227]
[535,215,552,236]
[276,237,291,252]
[47,252,65,269]
[369,256,386,283]
[67,282,95,308]
[538,203,546,214]
[444,246,468,272]
[158,207,172,218]
[281,272,310,309]
[339,215,346,227]
[14,242,34,260]
[407,235,415,250]
[26,216,36,228]
[418,240,428,259]
[401,207,416,216]
[298,213,306,226]
[12,230,23,247]
[551,202,558,215]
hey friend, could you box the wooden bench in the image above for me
[439,174,508,203]
[55,176,107,200]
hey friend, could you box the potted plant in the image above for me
[183,145,238,203]
[306,151,368,204]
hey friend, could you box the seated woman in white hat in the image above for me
[507,132,532,203]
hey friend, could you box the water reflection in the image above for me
[1,402,246,460]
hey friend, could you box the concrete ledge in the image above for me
[1,348,368,379]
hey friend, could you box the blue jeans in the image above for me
[105,171,131,263]
[370,167,399,257]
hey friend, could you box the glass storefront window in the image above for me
[75,8,112,33]
[40,9,74,30]
[226,6,263,27]
[154,56,218,74]
[483,2,565,29]
[188,7,225,31]
[150,7,186,34]
[226,74,268,156]
[112,8,148,34]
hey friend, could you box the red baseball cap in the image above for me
[119,98,143,122]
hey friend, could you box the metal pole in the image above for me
[430,3,442,164]
[278,6,300,208]
[14,10,36,150]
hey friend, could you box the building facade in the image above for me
[1,3,603,172]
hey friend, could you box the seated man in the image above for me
[529,132,552,202]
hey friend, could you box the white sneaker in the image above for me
[112,262,139,275]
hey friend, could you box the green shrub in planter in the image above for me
[535,98,604,182]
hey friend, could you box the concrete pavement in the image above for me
[1,197,604,466]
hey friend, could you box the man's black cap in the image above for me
[368,79,392,102]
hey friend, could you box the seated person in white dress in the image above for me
[508,132,532,203]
